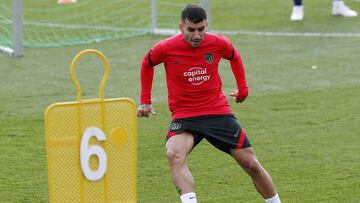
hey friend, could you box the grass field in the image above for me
[1,0,360,202]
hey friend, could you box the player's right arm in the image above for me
[137,41,166,118]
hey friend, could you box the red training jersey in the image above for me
[140,33,247,119]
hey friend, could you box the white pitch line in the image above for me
[0,20,149,32]
[1,20,360,37]
[153,28,360,37]
[0,45,14,56]
[214,30,360,37]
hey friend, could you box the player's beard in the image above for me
[188,37,202,48]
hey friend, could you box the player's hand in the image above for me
[229,87,248,103]
[137,104,157,118]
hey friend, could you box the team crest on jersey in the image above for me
[205,52,214,64]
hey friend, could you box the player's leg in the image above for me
[294,0,302,6]
[231,147,280,202]
[198,115,280,202]
[166,131,197,202]
[291,0,304,21]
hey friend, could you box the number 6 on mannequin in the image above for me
[80,127,107,181]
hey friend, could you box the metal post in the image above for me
[12,0,24,56]
[200,0,210,31]
[151,0,157,34]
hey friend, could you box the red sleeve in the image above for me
[140,41,166,104]
[230,49,248,90]
[221,36,248,90]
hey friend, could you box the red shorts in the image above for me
[166,114,251,154]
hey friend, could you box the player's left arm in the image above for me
[222,36,248,103]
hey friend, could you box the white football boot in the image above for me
[332,1,358,17]
[291,5,304,21]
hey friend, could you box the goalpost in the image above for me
[0,0,23,56]
[151,0,211,35]
[0,0,210,57]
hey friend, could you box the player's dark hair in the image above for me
[181,4,207,23]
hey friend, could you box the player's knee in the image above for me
[246,158,263,177]
[166,148,186,165]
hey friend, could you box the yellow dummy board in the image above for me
[45,49,137,203]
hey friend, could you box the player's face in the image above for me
[180,19,207,48]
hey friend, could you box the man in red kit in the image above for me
[137,4,281,203]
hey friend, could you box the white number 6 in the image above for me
[80,127,107,181]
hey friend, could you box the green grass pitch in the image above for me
[1,0,360,202]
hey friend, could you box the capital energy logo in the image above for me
[183,67,210,85]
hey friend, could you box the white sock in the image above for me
[180,192,197,203]
[265,193,281,203]
[333,0,343,6]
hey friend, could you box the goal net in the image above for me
[0,0,204,56]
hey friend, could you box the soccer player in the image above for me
[291,0,358,21]
[137,4,281,203]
